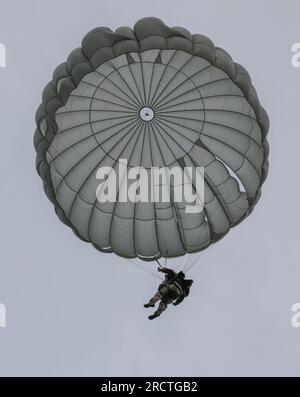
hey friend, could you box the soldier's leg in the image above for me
[149,291,163,305]
[148,299,170,320]
[144,291,162,308]
[155,299,168,316]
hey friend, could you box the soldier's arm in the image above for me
[158,267,177,278]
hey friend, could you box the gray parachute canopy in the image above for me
[34,17,269,261]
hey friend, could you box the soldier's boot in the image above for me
[148,313,159,320]
[144,303,155,308]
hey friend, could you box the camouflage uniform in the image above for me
[145,268,193,319]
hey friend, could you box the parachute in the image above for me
[34,17,269,268]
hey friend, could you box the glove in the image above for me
[173,301,179,306]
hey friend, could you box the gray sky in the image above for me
[0,0,300,376]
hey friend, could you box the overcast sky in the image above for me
[0,0,300,376]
